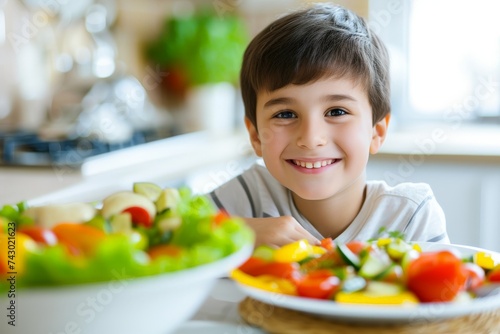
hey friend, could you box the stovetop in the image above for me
[0,128,175,167]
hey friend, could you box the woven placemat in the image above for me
[239,297,500,334]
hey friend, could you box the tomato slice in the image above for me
[406,250,467,302]
[487,265,500,283]
[296,270,340,300]
[122,206,152,228]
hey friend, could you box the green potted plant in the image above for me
[146,10,248,133]
[147,10,248,99]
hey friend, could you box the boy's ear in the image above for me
[245,117,263,157]
[370,114,390,154]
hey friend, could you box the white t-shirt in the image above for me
[207,163,449,243]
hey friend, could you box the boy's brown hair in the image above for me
[240,3,390,129]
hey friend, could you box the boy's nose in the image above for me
[296,120,327,149]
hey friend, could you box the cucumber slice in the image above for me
[110,212,133,234]
[156,188,181,213]
[252,245,276,261]
[386,238,412,261]
[401,249,420,271]
[365,281,403,296]
[341,276,366,293]
[333,266,355,280]
[133,182,162,201]
[373,263,403,282]
[155,213,182,232]
[84,215,111,233]
[359,253,391,279]
[337,244,361,270]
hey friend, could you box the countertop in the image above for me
[0,130,255,206]
[379,123,500,162]
[186,279,261,331]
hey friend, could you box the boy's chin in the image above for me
[290,189,332,202]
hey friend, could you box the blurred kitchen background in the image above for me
[1,0,500,250]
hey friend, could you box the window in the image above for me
[370,0,500,125]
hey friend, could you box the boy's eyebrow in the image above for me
[263,94,357,109]
[263,97,294,109]
[322,94,357,103]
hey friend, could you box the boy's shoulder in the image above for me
[367,180,435,203]
[216,160,281,191]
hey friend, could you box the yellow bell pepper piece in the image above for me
[311,245,327,256]
[376,238,392,247]
[335,291,419,305]
[230,269,297,295]
[274,239,319,263]
[0,231,38,276]
[474,252,499,270]
[412,243,422,252]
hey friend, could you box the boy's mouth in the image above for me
[291,159,338,169]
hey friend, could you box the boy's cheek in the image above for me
[255,127,278,146]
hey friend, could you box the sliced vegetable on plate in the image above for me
[232,234,500,306]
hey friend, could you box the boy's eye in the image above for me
[326,108,347,117]
[273,111,296,119]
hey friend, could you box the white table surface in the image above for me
[176,278,267,334]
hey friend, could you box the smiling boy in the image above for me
[208,3,449,247]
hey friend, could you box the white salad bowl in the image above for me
[1,244,252,334]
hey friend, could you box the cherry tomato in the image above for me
[52,223,105,256]
[296,270,340,299]
[463,262,485,290]
[122,207,152,228]
[148,244,183,260]
[18,225,58,246]
[406,250,467,302]
[487,265,500,282]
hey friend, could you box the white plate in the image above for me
[236,243,500,324]
[174,321,266,334]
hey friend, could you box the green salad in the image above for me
[0,184,254,290]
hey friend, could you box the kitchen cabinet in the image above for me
[0,166,82,206]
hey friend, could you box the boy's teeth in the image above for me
[294,159,333,169]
